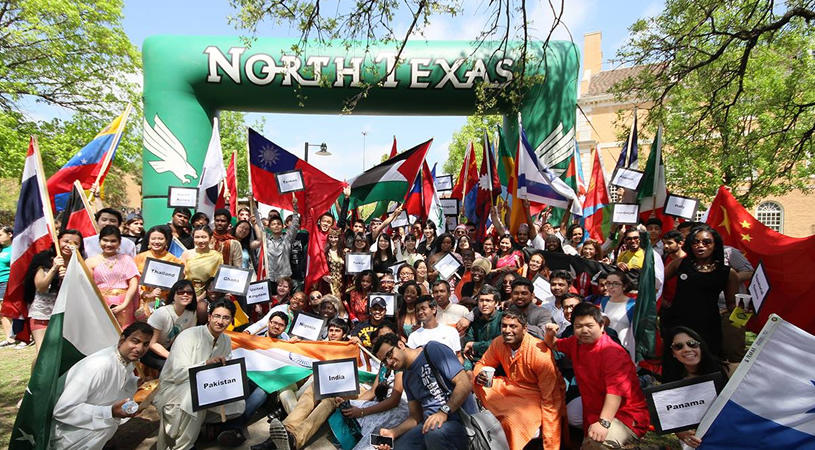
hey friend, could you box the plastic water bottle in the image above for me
[122,400,139,415]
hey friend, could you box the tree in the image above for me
[612,0,815,206]
[219,110,267,198]
[442,115,502,176]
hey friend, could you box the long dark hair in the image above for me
[682,225,725,265]
[167,280,198,311]
[662,326,728,383]
[354,270,379,293]
[139,225,173,253]
[396,281,420,339]
[25,229,86,300]
[373,233,394,262]
[433,232,455,254]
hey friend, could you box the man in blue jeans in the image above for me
[373,333,477,449]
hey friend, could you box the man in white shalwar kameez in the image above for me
[50,322,153,450]
[154,299,245,450]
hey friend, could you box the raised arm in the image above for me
[372,204,405,241]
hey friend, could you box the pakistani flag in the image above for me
[10,252,121,450]
[348,139,432,208]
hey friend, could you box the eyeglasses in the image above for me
[606,281,623,287]
[671,339,701,351]
[563,304,578,311]
[383,347,396,362]
[211,314,232,322]
[692,238,714,247]
[176,290,195,296]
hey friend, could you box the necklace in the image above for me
[693,261,718,272]
[103,254,118,270]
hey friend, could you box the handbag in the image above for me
[423,348,509,450]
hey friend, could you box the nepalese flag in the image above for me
[47,108,130,211]
[696,315,815,448]
[583,147,612,242]
[1,138,54,332]
[475,131,500,239]
[347,139,432,208]
[197,116,227,220]
[248,128,345,228]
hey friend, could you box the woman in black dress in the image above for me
[662,225,739,357]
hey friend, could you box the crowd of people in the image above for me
[0,184,754,450]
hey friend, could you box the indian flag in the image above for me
[228,332,377,394]
[347,139,432,208]
[10,252,121,450]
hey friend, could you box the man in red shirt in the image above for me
[544,303,649,449]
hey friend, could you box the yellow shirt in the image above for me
[618,248,644,270]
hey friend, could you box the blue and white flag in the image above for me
[697,314,815,449]
[197,115,226,218]
[516,116,582,215]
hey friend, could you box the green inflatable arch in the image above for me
[141,35,579,225]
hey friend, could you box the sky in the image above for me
[119,0,661,181]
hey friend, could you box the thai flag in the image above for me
[697,315,815,448]
[1,138,54,328]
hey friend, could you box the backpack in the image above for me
[423,348,509,450]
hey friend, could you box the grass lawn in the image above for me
[0,330,36,449]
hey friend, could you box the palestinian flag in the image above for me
[10,252,121,450]
[228,332,377,394]
[61,181,98,237]
[348,139,432,208]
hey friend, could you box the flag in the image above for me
[1,138,55,339]
[516,117,582,216]
[47,107,130,211]
[228,332,376,394]
[583,148,612,242]
[369,137,400,220]
[197,116,227,219]
[474,131,501,240]
[248,128,344,229]
[564,141,588,206]
[225,151,238,216]
[347,139,432,208]
[616,110,639,170]
[706,186,815,334]
[60,181,98,238]
[497,126,527,234]
[404,164,425,220]
[9,252,121,450]
[451,142,478,201]
[696,315,815,448]
[632,230,658,363]
[168,237,186,258]
[637,126,675,230]
[426,164,445,230]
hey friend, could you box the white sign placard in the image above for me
[167,186,199,208]
[275,169,305,193]
[440,198,460,216]
[433,252,462,280]
[390,211,410,228]
[611,168,645,191]
[612,203,641,225]
[532,275,554,304]
[312,358,360,400]
[388,262,403,279]
[345,252,373,275]
[434,175,454,192]
[212,265,253,296]
[289,311,328,341]
[748,261,770,312]
[445,215,458,232]
[368,293,397,317]
[645,373,724,434]
[189,358,248,412]
[246,280,273,305]
[663,194,700,220]
[140,258,184,290]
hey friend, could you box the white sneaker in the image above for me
[14,341,33,350]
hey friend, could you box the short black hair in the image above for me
[510,277,534,292]
[98,225,122,242]
[327,317,350,336]
[173,207,192,218]
[122,321,154,338]
[501,305,528,327]
[95,208,123,225]
[209,298,236,317]
[645,218,663,228]
[549,270,573,285]
[571,302,603,325]
[561,292,583,304]
[431,279,450,292]
[214,208,231,220]
[269,311,289,327]
[677,221,702,231]
[191,212,209,224]
[476,284,501,303]
[415,294,437,309]
[372,332,401,355]
[663,230,684,243]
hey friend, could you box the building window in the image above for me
[756,201,783,233]
[695,206,707,223]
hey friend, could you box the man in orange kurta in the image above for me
[474,306,566,450]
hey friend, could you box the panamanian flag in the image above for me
[697,314,815,448]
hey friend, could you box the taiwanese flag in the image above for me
[248,128,344,229]
[475,132,501,240]
[706,186,815,334]
[61,182,97,238]
[404,161,425,220]
[47,107,130,211]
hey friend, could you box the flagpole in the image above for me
[73,180,100,233]
[652,125,662,214]
[94,104,132,187]
[32,136,61,255]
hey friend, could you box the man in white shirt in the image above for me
[83,208,137,258]
[50,322,153,450]
[407,295,462,362]
[432,280,469,326]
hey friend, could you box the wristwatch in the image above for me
[598,418,612,429]
[439,404,451,415]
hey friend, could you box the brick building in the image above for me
[575,31,815,237]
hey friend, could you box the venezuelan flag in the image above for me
[47,106,131,211]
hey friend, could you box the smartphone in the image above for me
[370,434,393,447]
[339,400,352,410]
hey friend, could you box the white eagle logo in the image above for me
[143,115,199,183]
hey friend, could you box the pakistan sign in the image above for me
[142,35,579,224]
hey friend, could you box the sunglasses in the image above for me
[177,290,195,296]
[310,294,322,301]
[624,236,640,242]
[671,339,701,351]
[692,238,714,246]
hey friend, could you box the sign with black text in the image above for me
[644,373,725,434]
[663,194,700,220]
[612,203,640,225]
[189,358,249,412]
[345,252,373,275]
[275,169,305,193]
[434,175,453,192]
[611,168,645,192]
[368,293,396,317]
[140,258,184,290]
[212,265,253,296]
[312,358,360,400]
[433,253,462,280]
[390,211,410,228]
[246,280,273,305]
[289,311,328,341]
[748,261,770,313]
[167,186,199,208]
[440,198,460,216]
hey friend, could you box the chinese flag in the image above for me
[706,186,815,334]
